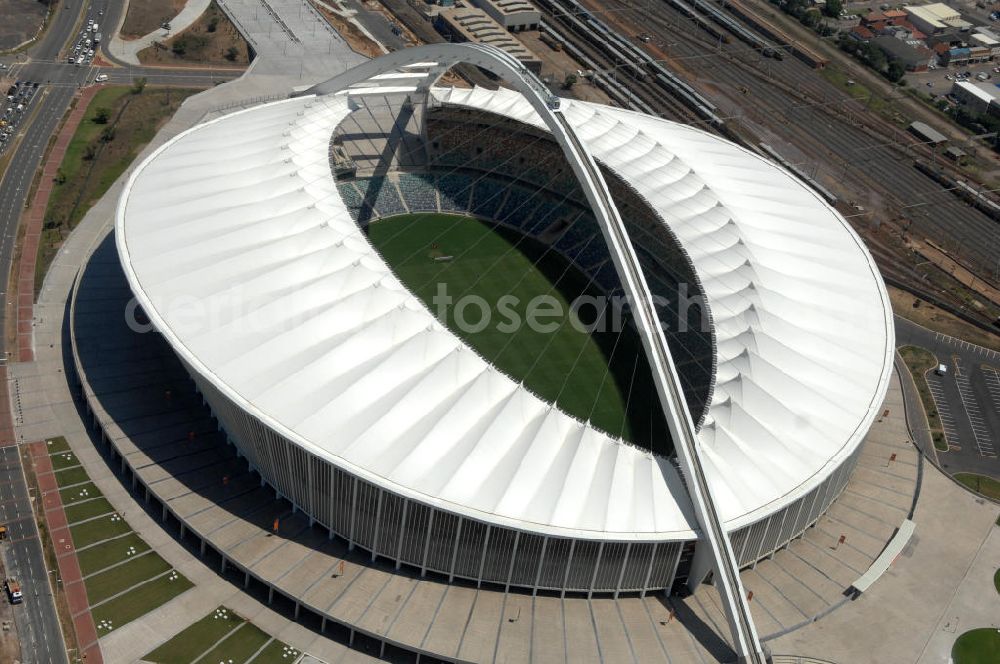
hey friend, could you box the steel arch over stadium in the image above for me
[114,44,893,647]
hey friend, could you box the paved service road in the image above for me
[896,316,1000,479]
[0,443,65,663]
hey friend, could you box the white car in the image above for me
[95,73,108,83]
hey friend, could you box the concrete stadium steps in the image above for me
[336,95,427,173]
[66,231,918,663]
[672,372,917,642]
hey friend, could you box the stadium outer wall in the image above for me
[189,366,865,596]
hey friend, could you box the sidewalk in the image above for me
[107,0,212,66]
[13,85,100,363]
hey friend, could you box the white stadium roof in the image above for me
[116,85,894,540]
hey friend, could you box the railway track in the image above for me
[568,0,1000,307]
[536,0,725,129]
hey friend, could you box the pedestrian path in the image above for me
[15,85,98,362]
[107,0,213,66]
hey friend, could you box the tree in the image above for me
[562,73,577,90]
[172,38,187,57]
[886,60,906,83]
[131,77,147,94]
[93,107,110,124]
[824,0,843,18]
[100,126,115,143]
[207,16,220,33]
[224,47,238,62]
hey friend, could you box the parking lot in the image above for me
[898,318,1000,479]
[905,61,1000,97]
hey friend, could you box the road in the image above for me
[0,442,66,664]
[0,1,100,661]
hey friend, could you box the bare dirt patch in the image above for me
[120,0,186,40]
[0,594,21,664]
[311,0,385,59]
[0,0,49,51]
[137,1,249,67]
[890,285,1000,352]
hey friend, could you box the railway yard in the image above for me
[382,0,1000,333]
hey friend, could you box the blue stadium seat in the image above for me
[355,177,407,217]
[470,179,507,219]
[397,173,439,213]
[437,173,473,211]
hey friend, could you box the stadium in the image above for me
[114,45,894,598]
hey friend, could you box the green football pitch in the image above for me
[367,212,669,453]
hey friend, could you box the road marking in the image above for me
[933,331,1000,363]
[982,366,1000,414]
[952,360,997,458]
[926,374,963,449]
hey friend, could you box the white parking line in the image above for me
[953,366,997,458]
[982,367,1000,414]
[933,331,1000,363]
[926,374,963,448]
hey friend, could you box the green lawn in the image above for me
[64,497,114,525]
[49,450,80,471]
[367,213,669,453]
[145,606,246,664]
[954,473,1000,501]
[250,639,301,663]
[59,481,101,505]
[199,622,273,663]
[91,572,193,634]
[77,533,151,577]
[44,436,72,454]
[69,512,132,548]
[952,628,1000,664]
[85,553,171,604]
[35,434,197,635]
[57,88,133,186]
[39,86,203,292]
[54,465,90,487]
